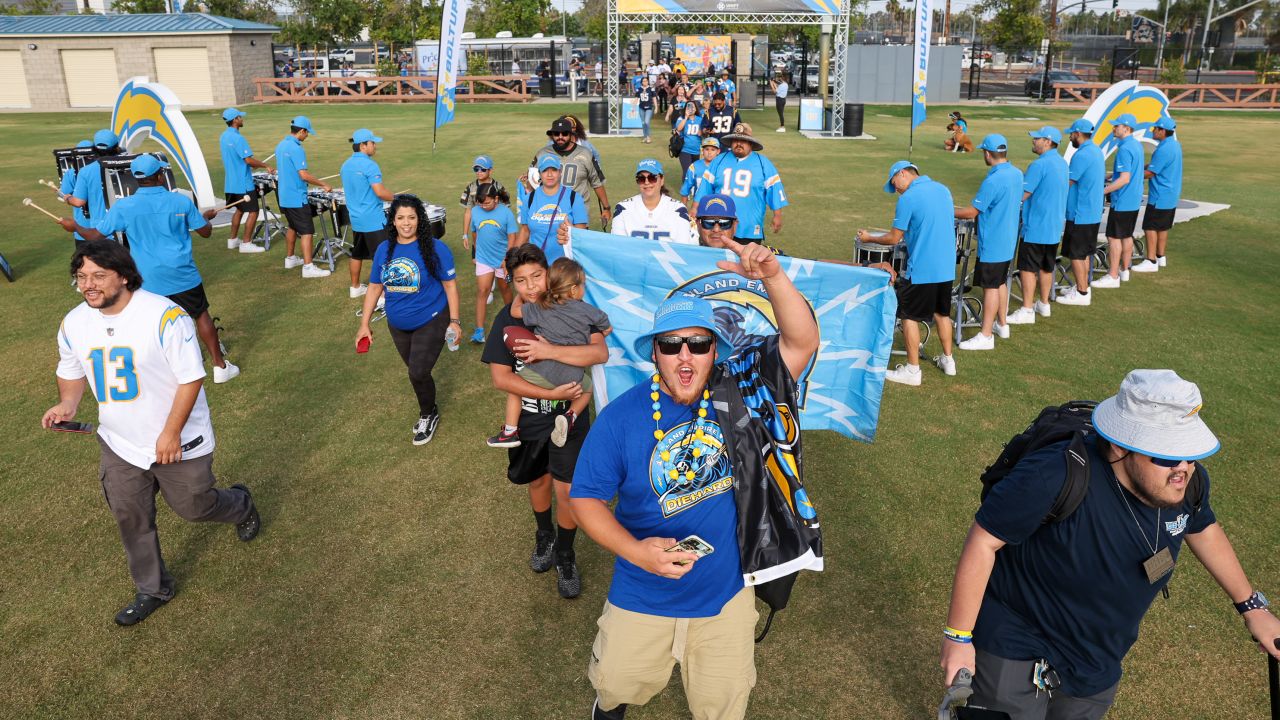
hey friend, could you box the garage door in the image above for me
[61,49,118,107]
[154,47,213,107]
[0,51,31,108]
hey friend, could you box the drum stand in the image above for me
[311,199,349,272]
[951,221,984,340]
[252,186,285,251]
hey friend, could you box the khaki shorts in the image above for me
[588,586,757,720]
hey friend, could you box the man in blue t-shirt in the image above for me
[1009,126,1068,325]
[857,160,957,386]
[571,241,819,720]
[1059,118,1106,307]
[218,108,272,255]
[65,129,122,240]
[340,128,395,299]
[274,116,333,279]
[955,135,1023,351]
[517,154,587,265]
[1134,115,1182,273]
[1096,113,1145,288]
[940,370,1280,719]
[693,127,788,241]
[58,155,240,384]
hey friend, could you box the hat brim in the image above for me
[720,134,763,151]
[1093,395,1221,461]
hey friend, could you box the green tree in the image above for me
[369,0,442,46]
[469,0,551,37]
[577,0,606,40]
[203,0,277,22]
[1158,56,1187,82]
[111,0,165,12]
[984,0,1045,51]
[293,0,365,45]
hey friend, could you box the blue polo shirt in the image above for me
[94,186,207,296]
[340,152,386,232]
[275,135,308,209]
[893,175,956,284]
[220,127,254,195]
[72,159,107,228]
[1109,136,1145,212]
[1021,151,1069,245]
[1146,137,1182,210]
[971,162,1023,263]
[61,168,85,241]
[1067,143,1105,225]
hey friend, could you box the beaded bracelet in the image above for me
[943,626,974,644]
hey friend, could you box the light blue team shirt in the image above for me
[517,185,587,265]
[219,127,254,195]
[1021,151,1069,245]
[94,186,207,297]
[696,151,789,240]
[72,159,108,229]
[340,152,386,232]
[61,168,85,241]
[678,114,706,155]
[681,157,713,197]
[893,175,957,284]
[275,135,308,208]
[971,162,1024,263]
[1146,136,1182,210]
[718,78,737,103]
[1109,135,1145,212]
[470,203,519,269]
[1067,143,1105,225]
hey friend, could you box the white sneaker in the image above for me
[1093,274,1121,289]
[213,361,240,384]
[284,255,304,270]
[350,284,368,298]
[376,295,385,311]
[227,238,241,250]
[1157,256,1166,267]
[885,363,922,386]
[934,354,957,376]
[238,242,265,254]
[1057,287,1092,306]
[1119,269,1131,282]
[1034,300,1052,318]
[301,263,331,278]
[959,333,995,351]
[1006,307,1036,325]
[994,323,1010,339]
[1131,259,1159,273]
[776,127,786,133]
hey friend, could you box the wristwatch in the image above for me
[1234,590,1269,614]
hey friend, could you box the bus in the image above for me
[414,33,576,95]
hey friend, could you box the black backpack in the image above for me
[668,130,683,159]
[981,401,1204,523]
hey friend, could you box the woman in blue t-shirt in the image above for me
[465,183,518,343]
[356,194,460,446]
[674,101,705,179]
[638,76,655,145]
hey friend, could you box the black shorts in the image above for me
[282,205,315,235]
[974,260,1011,289]
[167,283,210,318]
[895,279,952,321]
[507,409,592,485]
[1017,242,1058,273]
[1142,205,1176,232]
[1106,209,1139,239]
[350,227,389,261]
[225,191,259,214]
[1061,221,1099,260]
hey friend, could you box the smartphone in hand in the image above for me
[50,420,94,434]
[665,535,714,566]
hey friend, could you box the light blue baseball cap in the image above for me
[696,193,736,219]
[1152,116,1177,131]
[291,116,316,134]
[75,140,92,148]
[635,158,664,176]
[129,154,169,178]
[93,129,119,148]
[884,160,918,193]
[1065,118,1095,135]
[473,155,494,170]
[222,107,246,122]
[1112,113,1139,129]
[351,128,382,144]
[1028,126,1063,144]
[632,295,736,360]
[537,154,562,172]
[978,134,1009,152]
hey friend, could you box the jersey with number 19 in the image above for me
[56,289,215,470]
[696,151,789,240]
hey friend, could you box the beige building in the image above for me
[0,13,277,111]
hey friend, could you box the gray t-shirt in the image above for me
[520,299,612,386]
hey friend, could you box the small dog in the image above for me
[945,122,974,153]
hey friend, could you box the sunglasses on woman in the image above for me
[635,173,661,184]
[654,335,715,355]
[698,218,734,230]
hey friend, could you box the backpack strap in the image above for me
[1187,462,1207,515]
[1044,431,1091,524]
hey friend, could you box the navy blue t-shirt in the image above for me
[974,438,1215,697]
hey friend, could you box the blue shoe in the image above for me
[470,327,485,344]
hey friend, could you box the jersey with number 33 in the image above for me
[696,151,788,239]
[57,289,215,469]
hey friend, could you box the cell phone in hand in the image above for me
[50,420,94,434]
[357,336,371,354]
[665,535,714,566]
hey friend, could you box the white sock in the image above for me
[504,424,517,434]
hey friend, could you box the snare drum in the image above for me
[954,218,976,260]
[252,172,277,194]
[855,238,907,277]
[426,204,447,240]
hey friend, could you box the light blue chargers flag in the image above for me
[434,0,468,129]
[911,0,932,130]
[568,230,898,442]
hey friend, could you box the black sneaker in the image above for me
[413,411,440,446]
[556,551,581,599]
[231,484,260,542]
[591,698,627,720]
[114,592,170,627]
[530,530,555,573]
[487,426,521,448]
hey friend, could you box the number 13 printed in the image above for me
[88,347,139,402]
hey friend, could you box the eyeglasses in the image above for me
[635,174,661,184]
[698,218,734,230]
[654,334,715,355]
[472,166,489,172]
[551,132,572,138]
[1149,455,1190,468]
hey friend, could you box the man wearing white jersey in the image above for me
[42,242,260,627]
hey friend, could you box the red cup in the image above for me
[357,336,371,354]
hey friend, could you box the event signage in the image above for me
[434,0,468,128]
[110,77,215,209]
[619,0,841,14]
[1062,79,1172,160]
[910,0,931,131]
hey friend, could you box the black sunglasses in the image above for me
[551,132,572,138]
[472,165,489,172]
[654,334,715,355]
[698,218,734,230]
[635,173,661,184]
[1149,455,1190,468]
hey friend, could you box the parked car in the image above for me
[1024,69,1084,97]
[803,65,836,93]
[295,55,377,92]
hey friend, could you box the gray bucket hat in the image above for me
[1093,369,1220,461]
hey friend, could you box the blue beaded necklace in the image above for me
[651,373,711,483]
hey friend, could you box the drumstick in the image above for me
[222,196,251,210]
[22,197,62,222]
[317,174,339,182]
[262,152,276,163]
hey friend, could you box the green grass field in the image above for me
[1,100,1277,719]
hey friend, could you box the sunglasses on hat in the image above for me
[654,334,715,355]
[698,218,733,230]
[635,173,661,184]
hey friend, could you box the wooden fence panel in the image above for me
[1053,82,1280,109]
[254,76,533,104]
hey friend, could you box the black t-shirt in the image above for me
[638,88,654,111]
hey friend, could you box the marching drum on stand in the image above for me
[307,188,349,271]
[251,171,284,250]
[951,218,984,339]
[856,235,931,356]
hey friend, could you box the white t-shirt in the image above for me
[776,81,789,99]
[610,194,698,245]
[57,289,214,469]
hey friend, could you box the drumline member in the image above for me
[1133,116,1181,272]
[1008,126,1069,325]
[340,128,395,298]
[693,125,788,243]
[1096,113,1145,288]
[58,139,93,244]
[66,129,122,241]
[517,154,588,265]
[608,159,698,245]
[460,155,507,257]
[954,135,1023,351]
[274,116,332,279]
[219,108,271,254]
[1058,119,1106,306]
[680,137,721,207]
[466,182,518,344]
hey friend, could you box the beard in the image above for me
[85,287,125,310]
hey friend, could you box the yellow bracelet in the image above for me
[944,626,973,638]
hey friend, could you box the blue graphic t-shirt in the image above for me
[972,162,1023,263]
[369,238,457,332]
[1021,151,1069,245]
[893,175,957,284]
[220,127,254,195]
[470,203,519,269]
[1067,143,1105,225]
[1146,137,1182,210]
[517,186,587,265]
[573,381,743,618]
[1109,136,1145,212]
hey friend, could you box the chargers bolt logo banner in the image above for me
[1064,80,1171,161]
[111,77,215,209]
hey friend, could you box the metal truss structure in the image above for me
[606,3,851,135]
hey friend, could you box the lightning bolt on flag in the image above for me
[1063,79,1172,161]
[567,230,899,442]
[911,0,931,132]
[111,77,215,209]
[434,0,468,132]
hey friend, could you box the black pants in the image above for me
[388,312,450,415]
[679,151,698,180]
[776,96,787,127]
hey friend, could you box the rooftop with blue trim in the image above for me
[0,13,279,36]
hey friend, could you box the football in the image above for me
[503,325,537,353]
